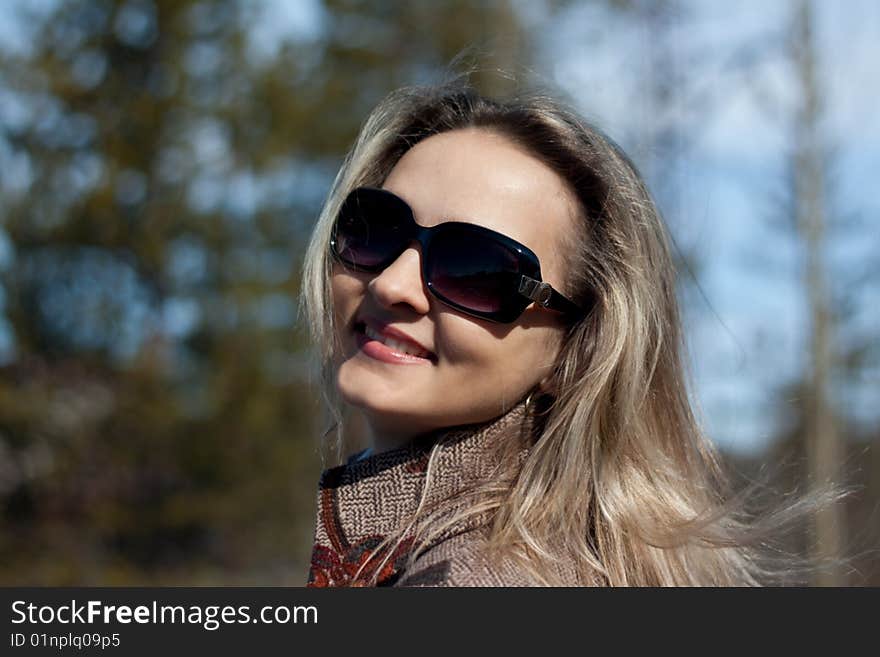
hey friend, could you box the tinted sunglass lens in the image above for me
[427,229,520,313]
[333,191,408,269]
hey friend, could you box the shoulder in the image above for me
[394,532,546,587]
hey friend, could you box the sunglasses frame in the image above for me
[330,186,587,324]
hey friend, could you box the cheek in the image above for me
[329,271,367,362]
[454,325,563,400]
[438,320,546,383]
[330,271,364,323]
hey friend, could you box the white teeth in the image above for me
[364,325,431,358]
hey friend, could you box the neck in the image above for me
[361,416,430,455]
[361,401,535,456]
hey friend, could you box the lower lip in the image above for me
[355,329,435,365]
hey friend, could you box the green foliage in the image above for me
[0,0,538,584]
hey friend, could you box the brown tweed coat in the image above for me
[305,398,581,587]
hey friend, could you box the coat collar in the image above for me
[306,398,537,587]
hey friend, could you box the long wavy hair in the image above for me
[299,72,819,586]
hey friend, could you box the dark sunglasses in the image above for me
[329,186,588,323]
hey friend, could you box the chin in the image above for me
[344,391,411,419]
[336,366,396,409]
[338,379,422,420]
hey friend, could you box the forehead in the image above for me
[380,128,576,280]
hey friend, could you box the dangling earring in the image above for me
[523,387,540,415]
[524,379,555,418]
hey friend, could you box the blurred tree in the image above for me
[746,0,879,585]
[0,0,325,584]
[790,0,844,586]
[0,0,541,584]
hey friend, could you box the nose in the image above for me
[366,245,432,315]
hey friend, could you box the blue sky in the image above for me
[532,0,879,452]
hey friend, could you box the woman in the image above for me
[298,75,780,586]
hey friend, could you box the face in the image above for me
[331,127,579,452]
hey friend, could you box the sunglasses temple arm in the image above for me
[518,275,588,318]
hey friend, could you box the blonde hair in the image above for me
[299,71,822,586]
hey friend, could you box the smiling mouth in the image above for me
[353,322,437,362]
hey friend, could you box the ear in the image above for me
[536,376,554,396]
